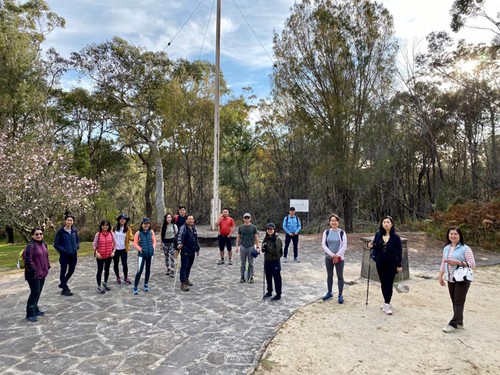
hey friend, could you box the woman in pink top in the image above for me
[93,219,116,294]
[438,226,475,333]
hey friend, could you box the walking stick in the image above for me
[172,250,181,293]
[262,258,266,300]
[366,256,371,308]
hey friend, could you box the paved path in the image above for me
[1,230,499,375]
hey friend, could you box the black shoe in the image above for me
[58,284,71,292]
[97,286,105,294]
[103,283,110,291]
[35,310,45,316]
[240,276,245,283]
[61,289,73,296]
[26,316,38,322]
[264,292,273,298]
[271,295,281,301]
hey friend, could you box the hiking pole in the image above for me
[172,250,181,293]
[366,257,371,308]
[262,258,266,300]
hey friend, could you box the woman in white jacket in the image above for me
[321,214,347,303]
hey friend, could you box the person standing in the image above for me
[113,213,134,284]
[176,215,200,291]
[369,216,403,315]
[262,223,283,300]
[161,213,178,277]
[282,207,302,262]
[217,208,235,265]
[174,206,188,228]
[438,226,476,333]
[93,219,116,294]
[321,214,347,304]
[235,213,260,283]
[24,227,50,322]
[132,217,156,295]
[53,213,80,296]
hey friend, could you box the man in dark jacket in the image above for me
[53,214,80,296]
[176,215,200,291]
[262,223,283,300]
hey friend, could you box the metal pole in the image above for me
[211,0,222,230]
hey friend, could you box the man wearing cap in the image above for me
[217,208,235,265]
[262,222,283,300]
[113,213,134,284]
[282,207,302,262]
[235,213,260,283]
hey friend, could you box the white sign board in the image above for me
[289,199,309,213]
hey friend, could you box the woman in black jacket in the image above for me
[262,223,283,301]
[24,227,50,322]
[369,216,403,315]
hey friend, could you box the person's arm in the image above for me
[229,219,235,236]
[53,229,63,253]
[296,217,302,234]
[254,227,260,251]
[25,243,36,275]
[75,229,80,251]
[151,231,157,249]
[463,246,476,268]
[111,232,117,255]
[134,232,142,252]
[235,232,241,252]
[176,225,185,249]
[395,235,403,268]
[337,230,347,259]
[92,233,99,251]
[282,217,289,235]
[277,237,283,257]
[321,230,333,256]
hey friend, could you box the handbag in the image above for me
[452,262,474,282]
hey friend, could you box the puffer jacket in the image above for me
[93,231,116,259]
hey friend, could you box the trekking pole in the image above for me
[262,258,266,300]
[366,256,371,308]
[172,250,181,293]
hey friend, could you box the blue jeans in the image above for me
[26,275,45,318]
[180,253,195,283]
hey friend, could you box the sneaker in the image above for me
[338,295,344,304]
[103,283,110,291]
[116,276,121,284]
[170,270,175,278]
[217,259,225,265]
[187,279,193,286]
[248,277,254,283]
[166,269,171,276]
[322,292,333,301]
[26,316,38,322]
[181,282,190,291]
[143,284,149,292]
[271,295,281,301]
[133,287,138,295]
[442,324,457,333]
[35,310,45,316]
[283,257,287,263]
[124,278,132,285]
[97,286,105,294]
[61,289,73,296]
[240,276,246,283]
[382,303,393,315]
[294,258,301,263]
[264,292,273,298]
[59,284,71,293]
[228,259,232,265]
[381,303,392,310]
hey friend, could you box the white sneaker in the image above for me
[382,303,393,315]
[381,303,392,310]
[442,325,457,333]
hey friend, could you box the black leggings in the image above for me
[113,249,128,278]
[134,256,153,288]
[376,260,397,304]
[96,257,112,286]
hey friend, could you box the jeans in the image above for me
[447,280,471,327]
[96,257,112,286]
[26,275,45,318]
[239,246,255,280]
[325,257,345,295]
[113,249,128,279]
[59,253,77,291]
[180,253,195,283]
[134,255,153,288]
[284,234,299,259]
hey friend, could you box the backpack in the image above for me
[16,249,25,269]
[285,215,300,227]
[325,229,344,248]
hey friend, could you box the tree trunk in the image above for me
[150,141,165,225]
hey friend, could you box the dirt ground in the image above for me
[253,233,500,375]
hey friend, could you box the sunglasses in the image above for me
[243,217,250,219]
[34,233,43,236]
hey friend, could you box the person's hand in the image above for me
[137,247,142,253]
[177,244,183,250]
[235,246,239,253]
[438,276,446,286]
[111,252,115,257]
[368,241,373,249]
[196,251,200,257]
[96,252,102,259]
[396,267,403,273]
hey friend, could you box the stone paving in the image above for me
[1,229,499,375]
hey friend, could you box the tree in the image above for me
[271,0,398,231]
[0,129,97,240]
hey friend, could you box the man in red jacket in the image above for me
[217,208,235,265]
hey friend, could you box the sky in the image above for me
[41,0,496,100]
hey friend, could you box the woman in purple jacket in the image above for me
[24,227,50,322]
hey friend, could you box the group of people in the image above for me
[22,209,475,333]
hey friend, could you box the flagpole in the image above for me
[211,0,221,230]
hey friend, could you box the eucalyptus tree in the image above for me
[70,37,173,224]
[272,0,398,231]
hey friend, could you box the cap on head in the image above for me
[266,222,275,229]
[289,207,295,211]
[141,217,151,224]
[243,213,251,218]
[117,213,130,222]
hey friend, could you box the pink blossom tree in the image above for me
[0,131,98,241]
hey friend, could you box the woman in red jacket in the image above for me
[93,219,116,294]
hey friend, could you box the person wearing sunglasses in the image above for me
[93,219,116,294]
[24,228,50,322]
